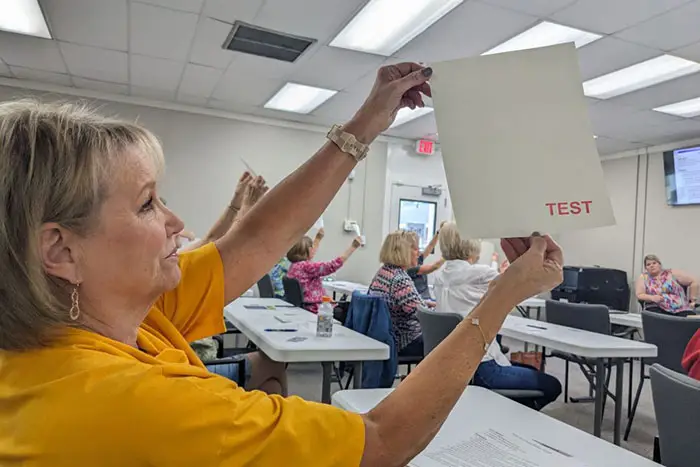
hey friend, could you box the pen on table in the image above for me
[526,324,547,330]
[264,328,297,332]
[532,439,573,458]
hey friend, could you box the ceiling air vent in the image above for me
[223,21,316,63]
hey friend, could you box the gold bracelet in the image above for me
[469,317,490,351]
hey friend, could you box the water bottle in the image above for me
[316,296,334,338]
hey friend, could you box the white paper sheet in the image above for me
[410,429,588,467]
[430,43,615,238]
[313,216,324,230]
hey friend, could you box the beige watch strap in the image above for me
[327,125,369,161]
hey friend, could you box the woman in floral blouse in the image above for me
[287,235,362,313]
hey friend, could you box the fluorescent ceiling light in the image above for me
[330,0,464,56]
[654,96,700,118]
[0,0,51,39]
[483,21,601,56]
[583,55,700,100]
[264,83,337,114]
[390,107,434,128]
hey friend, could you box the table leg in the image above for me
[594,359,605,438]
[321,362,332,404]
[535,306,542,321]
[353,362,363,389]
[627,358,634,419]
[614,359,623,445]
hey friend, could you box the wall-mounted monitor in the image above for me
[663,145,700,206]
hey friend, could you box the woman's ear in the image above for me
[39,223,82,285]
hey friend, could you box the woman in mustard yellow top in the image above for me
[0,63,564,466]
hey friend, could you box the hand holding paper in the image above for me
[430,44,614,239]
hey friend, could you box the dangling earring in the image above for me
[69,284,81,321]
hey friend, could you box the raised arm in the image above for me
[216,64,433,303]
[360,236,564,466]
[416,258,445,275]
[420,231,440,258]
[312,228,325,252]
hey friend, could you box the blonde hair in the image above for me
[644,254,661,267]
[439,223,481,261]
[0,99,164,350]
[287,236,313,263]
[379,230,414,268]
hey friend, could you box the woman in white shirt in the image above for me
[433,223,561,410]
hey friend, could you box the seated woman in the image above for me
[0,64,566,466]
[636,254,698,316]
[406,229,445,301]
[433,223,562,410]
[270,228,324,299]
[369,231,431,358]
[286,235,361,313]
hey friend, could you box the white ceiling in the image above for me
[0,0,700,155]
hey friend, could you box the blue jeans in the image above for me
[206,356,251,387]
[473,360,562,411]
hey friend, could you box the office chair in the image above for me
[257,274,275,298]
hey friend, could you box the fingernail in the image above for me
[422,67,433,77]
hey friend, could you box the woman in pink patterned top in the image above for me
[287,235,362,313]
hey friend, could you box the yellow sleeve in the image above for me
[152,242,226,342]
[125,374,366,467]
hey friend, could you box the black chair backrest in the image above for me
[257,274,275,298]
[650,364,700,467]
[282,277,304,308]
[545,300,611,335]
[641,310,700,371]
[417,308,462,355]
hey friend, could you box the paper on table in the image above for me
[430,44,615,238]
[410,429,588,467]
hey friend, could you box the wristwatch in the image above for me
[326,125,369,161]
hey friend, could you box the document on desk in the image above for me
[430,43,615,238]
[410,429,587,467]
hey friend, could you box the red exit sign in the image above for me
[415,139,435,155]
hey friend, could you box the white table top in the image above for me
[519,297,546,308]
[323,280,369,295]
[224,297,389,363]
[609,312,643,329]
[500,315,656,359]
[332,386,656,467]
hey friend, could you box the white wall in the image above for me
[558,139,700,292]
[0,85,388,283]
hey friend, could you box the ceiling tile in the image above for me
[130,55,185,91]
[227,51,298,80]
[254,0,367,44]
[607,72,700,110]
[595,136,646,155]
[72,77,129,95]
[397,1,538,61]
[627,119,700,144]
[59,43,128,83]
[0,32,67,73]
[42,0,128,51]
[577,37,661,80]
[551,0,691,34]
[312,90,365,122]
[189,18,236,69]
[479,0,577,17]
[211,69,283,106]
[287,46,384,91]
[385,113,438,139]
[176,93,209,106]
[136,0,204,13]
[178,64,222,96]
[130,86,177,101]
[202,0,263,22]
[0,60,11,77]
[615,1,700,51]
[130,2,199,61]
[674,41,700,62]
[9,66,73,87]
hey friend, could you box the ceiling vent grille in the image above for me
[223,21,316,62]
